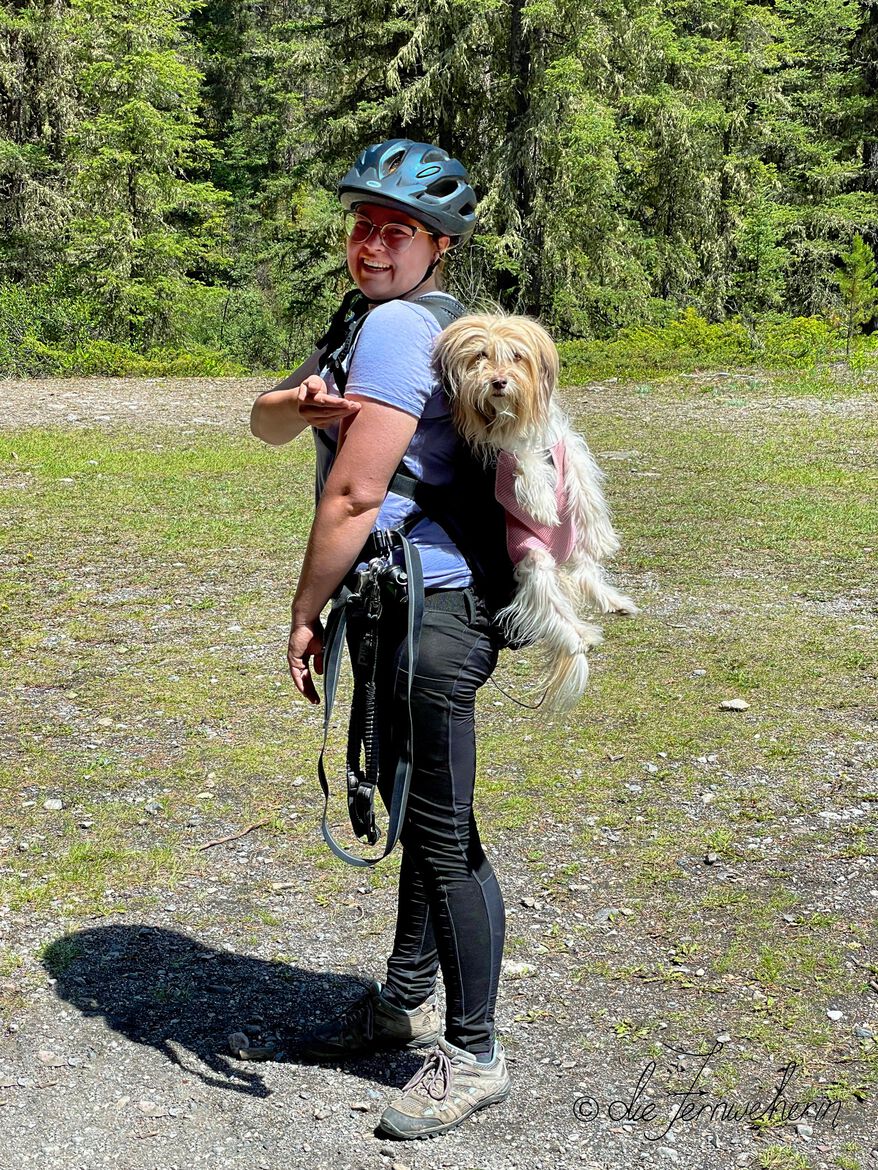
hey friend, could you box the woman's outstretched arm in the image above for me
[250,350,361,445]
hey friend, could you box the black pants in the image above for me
[348,586,504,1056]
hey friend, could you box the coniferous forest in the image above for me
[2,0,878,375]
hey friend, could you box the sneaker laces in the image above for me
[400,1046,454,1104]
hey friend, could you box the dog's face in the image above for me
[433,314,559,452]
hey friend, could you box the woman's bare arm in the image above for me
[249,349,321,445]
[250,349,361,445]
[287,394,419,701]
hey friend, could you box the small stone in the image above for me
[716,1032,731,1044]
[228,1031,250,1057]
[720,698,750,711]
[701,792,716,805]
[854,1026,874,1040]
[795,1122,813,1139]
[115,1096,130,1109]
[96,717,114,727]
[827,1009,843,1022]
[138,1099,166,1117]
[705,852,719,864]
[313,1108,330,1120]
[145,801,163,815]
[391,1163,411,1170]
[349,1100,371,1112]
[502,961,535,977]
[594,907,619,923]
[691,669,707,677]
[37,1050,64,1067]
[43,799,63,811]
[0,1077,14,1089]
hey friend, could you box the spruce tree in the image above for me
[834,231,878,358]
[65,0,228,344]
[0,0,76,282]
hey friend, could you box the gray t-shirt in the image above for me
[314,295,472,590]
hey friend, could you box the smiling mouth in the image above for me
[362,260,391,272]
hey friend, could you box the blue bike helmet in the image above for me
[339,139,477,242]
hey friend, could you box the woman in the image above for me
[250,139,509,1139]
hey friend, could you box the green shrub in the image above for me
[558,306,858,383]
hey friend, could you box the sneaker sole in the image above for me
[378,1084,511,1139]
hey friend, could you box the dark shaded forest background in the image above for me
[2,0,878,375]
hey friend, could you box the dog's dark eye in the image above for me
[512,352,522,362]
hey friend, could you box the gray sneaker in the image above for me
[379,1036,511,1139]
[299,980,441,1060]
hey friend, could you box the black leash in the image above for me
[317,526,425,867]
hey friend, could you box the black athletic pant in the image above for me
[347,586,504,1056]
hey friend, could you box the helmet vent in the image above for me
[416,164,442,179]
[384,149,406,174]
[427,177,460,198]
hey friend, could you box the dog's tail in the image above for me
[497,549,602,711]
[542,643,591,712]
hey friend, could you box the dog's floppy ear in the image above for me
[433,316,479,398]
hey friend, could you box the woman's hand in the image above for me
[287,613,325,704]
[296,375,361,430]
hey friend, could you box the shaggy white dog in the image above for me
[433,313,637,710]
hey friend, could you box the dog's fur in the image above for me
[434,313,637,710]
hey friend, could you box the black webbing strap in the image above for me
[317,529,425,867]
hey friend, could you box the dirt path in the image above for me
[1,376,876,1170]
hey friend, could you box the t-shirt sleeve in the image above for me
[344,301,439,419]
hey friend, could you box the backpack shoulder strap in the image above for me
[413,292,468,329]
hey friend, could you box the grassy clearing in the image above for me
[1,368,876,1135]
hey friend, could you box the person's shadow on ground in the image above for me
[42,924,425,1097]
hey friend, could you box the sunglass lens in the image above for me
[382,225,416,252]
[347,218,373,243]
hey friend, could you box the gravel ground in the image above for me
[2,375,876,1170]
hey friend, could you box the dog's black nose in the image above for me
[491,377,508,392]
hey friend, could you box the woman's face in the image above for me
[346,202,450,301]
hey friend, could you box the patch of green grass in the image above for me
[757,1145,813,1169]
